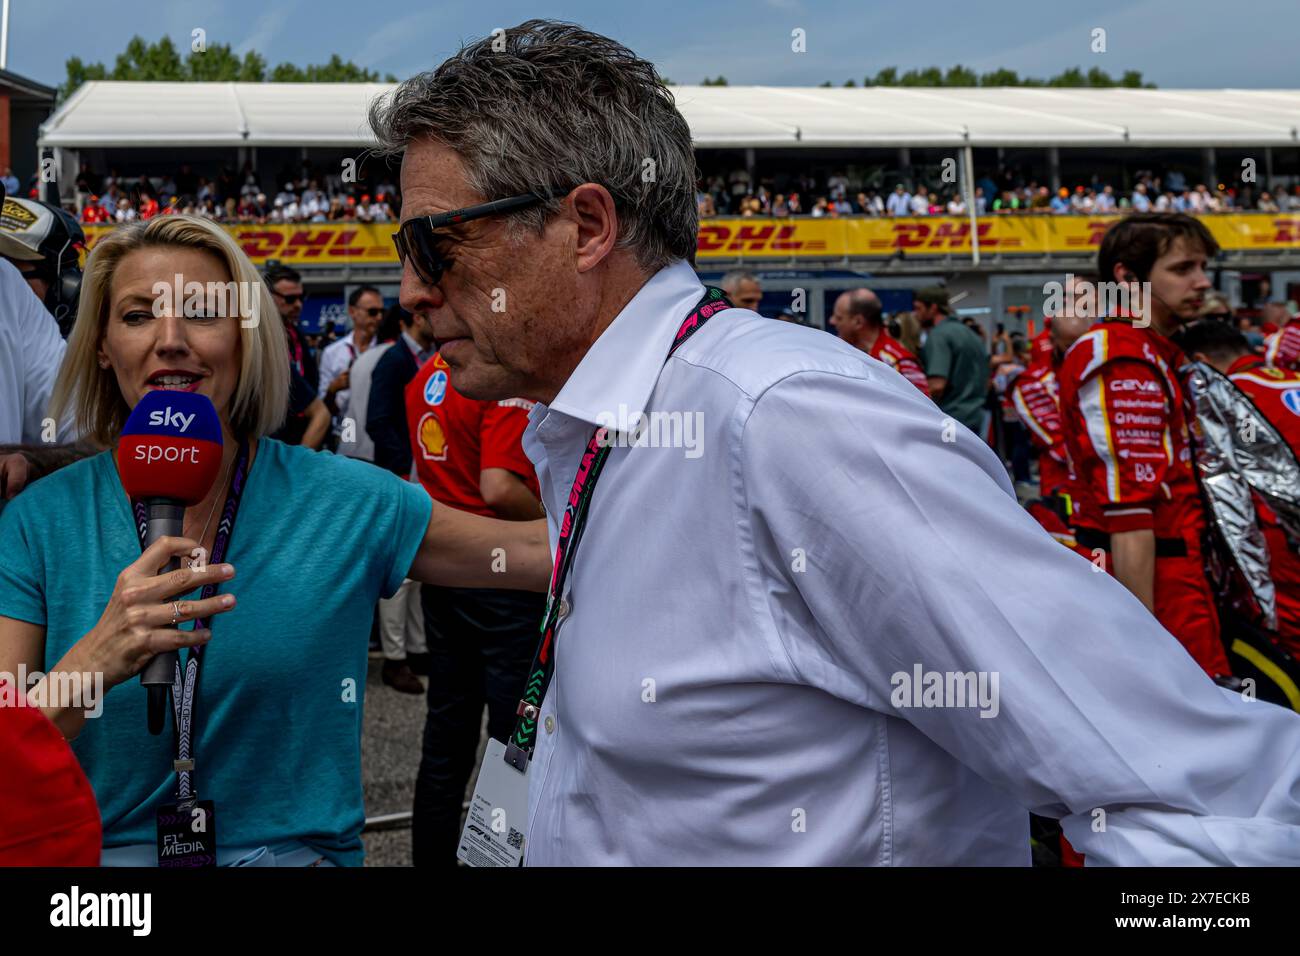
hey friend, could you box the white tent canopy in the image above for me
[40,81,1300,150]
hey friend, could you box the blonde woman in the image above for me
[0,215,550,866]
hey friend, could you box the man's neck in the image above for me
[354,330,373,351]
[857,327,881,353]
[533,263,653,406]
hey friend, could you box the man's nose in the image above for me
[399,263,445,315]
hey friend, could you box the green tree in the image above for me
[701,75,729,86]
[943,65,978,86]
[61,35,386,100]
[868,67,898,86]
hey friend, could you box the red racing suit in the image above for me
[1028,326,1054,370]
[1058,320,1231,677]
[869,330,930,396]
[1009,360,1073,499]
[1265,322,1300,371]
[1226,355,1300,653]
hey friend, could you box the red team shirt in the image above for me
[405,353,539,517]
[868,331,930,396]
[1009,362,1073,499]
[1265,322,1300,372]
[1227,354,1300,651]
[1058,319,1230,677]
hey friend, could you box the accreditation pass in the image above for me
[457,738,529,867]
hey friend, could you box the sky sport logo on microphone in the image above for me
[118,391,223,504]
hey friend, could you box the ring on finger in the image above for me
[172,600,182,625]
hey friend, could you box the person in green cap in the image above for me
[916,286,989,437]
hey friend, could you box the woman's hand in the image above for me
[69,535,238,693]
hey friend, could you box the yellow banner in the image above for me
[83,214,1300,264]
[83,222,398,264]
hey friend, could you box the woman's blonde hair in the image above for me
[52,214,290,445]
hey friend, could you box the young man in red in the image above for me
[1177,319,1300,654]
[405,353,545,866]
[829,288,930,395]
[1011,277,1094,501]
[1058,214,1232,679]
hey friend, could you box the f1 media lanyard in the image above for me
[131,441,250,801]
[502,287,733,772]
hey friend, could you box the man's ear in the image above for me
[566,183,619,275]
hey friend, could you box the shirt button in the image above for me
[544,715,556,734]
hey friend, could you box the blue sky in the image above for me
[9,0,1298,91]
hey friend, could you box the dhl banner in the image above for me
[83,215,1300,264]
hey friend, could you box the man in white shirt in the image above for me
[373,19,1300,866]
[0,258,83,498]
[318,286,384,436]
[909,186,930,215]
[885,184,911,216]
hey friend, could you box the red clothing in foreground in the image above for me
[0,682,101,865]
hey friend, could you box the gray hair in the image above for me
[368,19,698,274]
[719,270,759,294]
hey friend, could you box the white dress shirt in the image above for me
[0,258,74,444]
[318,331,375,428]
[519,258,1300,866]
[338,340,393,461]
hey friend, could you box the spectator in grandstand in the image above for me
[947,194,966,215]
[973,186,987,215]
[909,187,929,216]
[1131,183,1151,212]
[886,184,910,216]
[1095,184,1117,212]
[720,270,762,313]
[113,197,136,223]
[993,190,1019,213]
[1050,188,1071,214]
[810,197,829,217]
[787,192,802,215]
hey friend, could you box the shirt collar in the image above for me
[544,259,705,430]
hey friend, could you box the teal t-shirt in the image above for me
[0,439,432,866]
[921,318,990,434]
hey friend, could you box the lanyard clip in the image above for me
[503,741,530,773]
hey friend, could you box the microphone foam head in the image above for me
[118,390,224,504]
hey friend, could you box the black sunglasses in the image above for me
[393,191,556,286]
[273,291,307,305]
[359,307,384,317]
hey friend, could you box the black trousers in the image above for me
[411,584,544,867]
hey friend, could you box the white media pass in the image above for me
[457,738,529,867]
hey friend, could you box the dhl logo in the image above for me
[1063,221,1115,247]
[231,228,393,261]
[870,221,1014,250]
[697,224,823,254]
[1253,219,1300,245]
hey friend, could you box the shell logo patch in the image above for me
[424,369,448,406]
[418,412,447,461]
[1282,388,1300,416]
